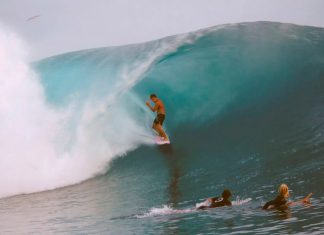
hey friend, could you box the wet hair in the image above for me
[150,94,157,98]
[222,189,232,199]
[278,184,290,198]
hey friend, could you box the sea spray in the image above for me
[0,25,202,198]
[0,26,154,198]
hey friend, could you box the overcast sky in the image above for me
[0,0,323,60]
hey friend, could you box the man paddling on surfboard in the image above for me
[146,94,169,142]
[197,189,232,210]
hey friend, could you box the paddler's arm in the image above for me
[287,193,313,206]
[146,101,158,112]
[210,197,219,201]
[206,197,218,203]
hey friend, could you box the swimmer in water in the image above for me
[262,184,312,210]
[197,189,232,210]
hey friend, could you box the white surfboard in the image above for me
[155,136,170,145]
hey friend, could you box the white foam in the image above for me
[136,205,193,218]
[232,197,252,206]
[196,197,252,208]
[0,24,198,199]
[139,197,252,218]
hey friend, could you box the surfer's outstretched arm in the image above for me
[287,193,313,206]
[263,184,312,210]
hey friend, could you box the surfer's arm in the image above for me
[146,101,158,112]
[210,197,219,201]
[287,193,313,206]
[206,197,218,203]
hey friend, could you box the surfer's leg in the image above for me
[152,123,159,134]
[155,124,168,140]
[153,119,163,136]
[152,123,163,137]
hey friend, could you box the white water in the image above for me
[0,25,200,199]
[137,198,252,218]
[136,205,194,218]
[0,25,154,199]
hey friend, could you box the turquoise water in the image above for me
[1,22,324,234]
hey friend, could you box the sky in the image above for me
[0,0,323,60]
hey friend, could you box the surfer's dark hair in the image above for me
[222,189,232,199]
[150,94,157,98]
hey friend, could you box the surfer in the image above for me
[146,94,169,141]
[262,184,312,210]
[197,189,232,210]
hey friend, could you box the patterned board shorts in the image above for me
[153,114,165,126]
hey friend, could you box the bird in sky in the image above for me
[26,15,41,22]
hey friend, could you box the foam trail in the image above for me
[232,197,252,206]
[136,205,194,218]
[138,198,252,218]
[195,197,252,208]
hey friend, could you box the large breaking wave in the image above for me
[1,21,324,199]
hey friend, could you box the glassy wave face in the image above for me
[1,22,324,234]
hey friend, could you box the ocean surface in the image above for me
[0,22,324,234]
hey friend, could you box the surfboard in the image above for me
[155,136,170,145]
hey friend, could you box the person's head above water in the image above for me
[279,184,290,198]
[150,94,158,102]
[222,189,232,200]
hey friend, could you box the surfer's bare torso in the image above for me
[154,99,165,115]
